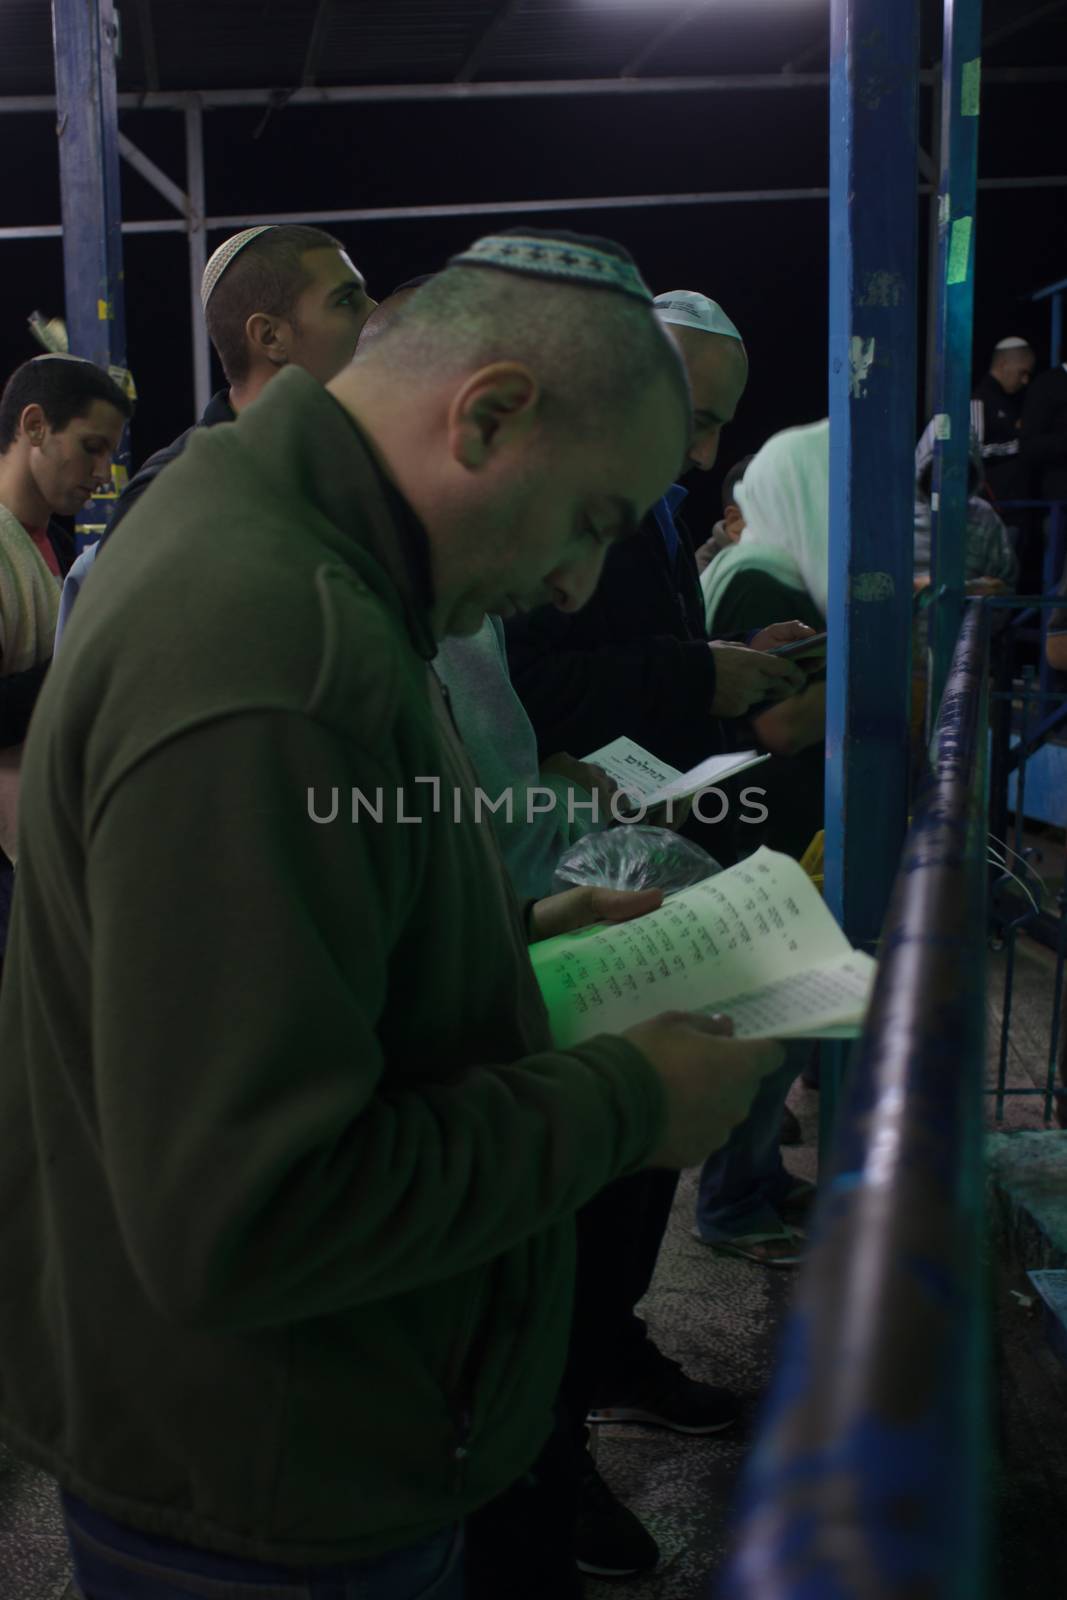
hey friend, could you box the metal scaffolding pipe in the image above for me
[2,172,1063,247]
[2,174,1063,246]
[117,130,189,214]
[819,0,919,1143]
[50,0,132,545]
[0,74,834,114]
[928,0,985,722]
[185,104,211,417]
[197,188,835,232]
[0,220,186,238]
[1,62,1065,118]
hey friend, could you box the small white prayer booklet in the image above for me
[530,846,876,1044]
[582,736,770,809]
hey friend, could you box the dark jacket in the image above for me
[505,503,723,773]
[1022,365,1067,504]
[975,372,1029,505]
[103,388,236,543]
[0,367,663,1565]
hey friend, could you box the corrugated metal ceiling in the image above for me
[2,0,1065,97]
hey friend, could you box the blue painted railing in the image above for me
[717,604,990,1600]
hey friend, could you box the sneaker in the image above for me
[574,1449,659,1578]
[587,1345,738,1436]
[691,1224,803,1268]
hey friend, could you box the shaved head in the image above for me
[351,262,690,444]
[664,324,749,474]
[990,340,1035,395]
[355,288,422,353]
[330,255,690,639]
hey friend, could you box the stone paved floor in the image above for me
[581,920,1066,1600]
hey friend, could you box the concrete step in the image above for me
[987,1129,1067,1274]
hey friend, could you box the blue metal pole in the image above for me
[717,609,991,1600]
[822,0,919,1147]
[928,0,984,720]
[50,0,132,549]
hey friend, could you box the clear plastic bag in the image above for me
[552,825,722,896]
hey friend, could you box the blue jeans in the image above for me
[694,1041,811,1243]
[60,1490,464,1600]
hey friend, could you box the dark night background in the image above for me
[1,0,1065,535]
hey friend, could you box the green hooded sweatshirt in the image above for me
[0,368,665,1566]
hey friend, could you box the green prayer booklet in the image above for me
[530,847,876,1044]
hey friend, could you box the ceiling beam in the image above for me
[0,73,835,114]
[4,171,1066,243]
[2,63,1066,116]
[300,0,333,88]
[455,0,522,85]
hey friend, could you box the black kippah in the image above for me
[448,227,652,304]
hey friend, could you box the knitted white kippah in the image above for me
[201,226,277,310]
[450,232,653,304]
[653,290,744,344]
[994,336,1032,351]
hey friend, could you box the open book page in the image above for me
[529,846,875,1045]
[582,735,770,808]
[692,951,876,1039]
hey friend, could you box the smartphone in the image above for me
[768,631,828,661]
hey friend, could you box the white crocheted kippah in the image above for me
[449,232,653,304]
[201,226,277,310]
[653,291,744,345]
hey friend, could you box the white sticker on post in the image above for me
[848,336,876,399]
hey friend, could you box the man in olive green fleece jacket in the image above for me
[0,230,781,1589]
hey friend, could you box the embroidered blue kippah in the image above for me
[449,229,652,305]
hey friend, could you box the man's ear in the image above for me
[244,312,290,369]
[723,504,745,543]
[18,403,47,446]
[447,362,540,470]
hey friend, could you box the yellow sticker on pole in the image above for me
[947,217,973,285]
[97,298,110,320]
[961,58,981,116]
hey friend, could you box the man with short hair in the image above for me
[0,228,782,1600]
[499,292,810,1585]
[978,337,1036,503]
[0,354,130,966]
[695,452,754,572]
[506,291,806,780]
[915,336,1035,508]
[55,224,375,637]
[359,277,619,902]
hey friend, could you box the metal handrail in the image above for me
[717,605,990,1599]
